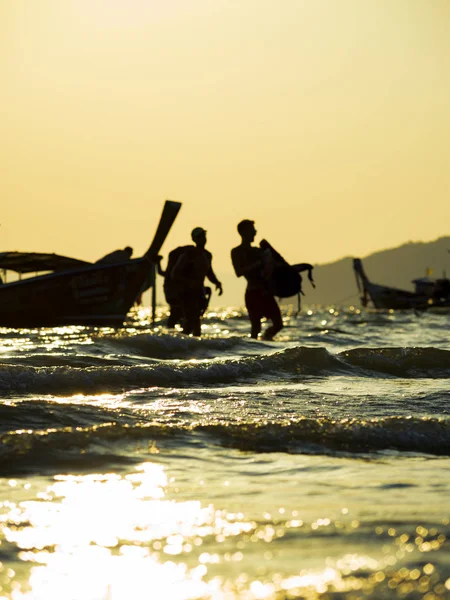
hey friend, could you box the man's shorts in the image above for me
[245,288,281,321]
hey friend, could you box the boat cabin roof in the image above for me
[411,277,435,285]
[0,252,92,274]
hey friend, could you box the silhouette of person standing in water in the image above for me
[157,248,188,328]
[170,227,223,336]
[231,219,283,340]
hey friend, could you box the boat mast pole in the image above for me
[151,263,157,324]
[143,199,181,325]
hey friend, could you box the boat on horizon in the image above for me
[353,257,450,310]
[0,200,181,327]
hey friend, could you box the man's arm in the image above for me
[231,247,244,277]
[206,252,223,295]
[155,255,165,276]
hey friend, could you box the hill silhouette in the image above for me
[301,236,450,307]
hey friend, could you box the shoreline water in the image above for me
[0,305,449,599]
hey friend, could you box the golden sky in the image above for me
[2,0,450,282]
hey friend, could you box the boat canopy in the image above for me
[0,252,92,274]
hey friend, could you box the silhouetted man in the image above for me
[231,219,283,340]
[96,246,133,264]
[171,227,223,336]
[157,247,190,328]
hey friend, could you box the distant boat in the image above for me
[0,200,181,327]
[353,258,450,310]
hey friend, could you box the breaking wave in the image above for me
[1,346,449,396]
[1,416,450,475]
[101,332,251,360]
[340,347,450,377]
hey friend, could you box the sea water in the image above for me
[0,306,449,600]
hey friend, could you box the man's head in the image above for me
[237,219,256,242]
[191,227,207,246]
[124,246,133,258]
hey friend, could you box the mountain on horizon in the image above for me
[302,236,450,307]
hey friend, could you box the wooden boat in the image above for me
[353,258,450,310]
[0,200,181,327]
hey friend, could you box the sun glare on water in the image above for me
[0,461,364,600]
[2,464,211,599]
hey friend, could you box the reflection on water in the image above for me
[1,307,449,599]
[2,464,211,599]
[1,462,449,599]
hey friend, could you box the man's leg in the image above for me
[250,316,262,339]
[167,304,181,328]
[182,290,202,336]
[182,305,193,335]
[191,290,204,336]
[245,289,262,339]
[191,314,202,337]
[262,299,283,340]
[165,285,181,328]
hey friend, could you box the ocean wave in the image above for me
[0,400,129,434]
[1,416,449,474]
[1,346,449,396]
[204,415,450,456]
[0,333,254,368]
[102,332,252,359]
[339,347,450,377]
[0,347,336,396]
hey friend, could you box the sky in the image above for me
[1,0,450,305]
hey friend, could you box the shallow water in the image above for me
[1,306,449,599]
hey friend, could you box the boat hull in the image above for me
[0,259,152,327]
[363,281,427,310]
[353,258,450,311]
